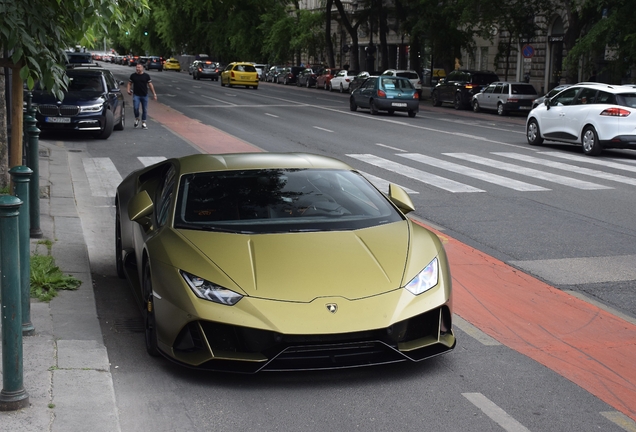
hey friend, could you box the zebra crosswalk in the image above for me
[82,152,636,198]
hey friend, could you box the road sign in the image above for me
[522,44,535,58]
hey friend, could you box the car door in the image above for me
[541,87,581,140]
[104,72,123,120]
[355,78,375,108]
[479,84,496,110]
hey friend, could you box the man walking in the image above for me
[127,64,157,129]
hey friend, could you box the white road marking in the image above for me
[446,153,611,190]
[82,158,122,198]
[462,393,531,432]
[265,113,279,118]
[539,151,636,173]
[313,126,334,133]
[494,152,636,186]
[400,153,549,191]
[138,157,167,167]
[347,154,485,193]
[453,316,501,345]
[200,94,237,105]
[376,143,407,152]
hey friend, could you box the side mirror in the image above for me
[544,98,550,110]
[128,190,154,231]
[388,184,415,214]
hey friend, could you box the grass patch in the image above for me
[31,252,81,302]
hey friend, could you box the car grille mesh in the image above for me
[38,105,79,116]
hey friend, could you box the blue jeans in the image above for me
[133,95,149,121]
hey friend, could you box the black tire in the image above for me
[526,118,544,146]
[388,110,395,115]
[453,93,463,110]
[370,99,379,115]
[582,126,602,155]
[408,110,417,118]
[432,91,442,107]
[143,261,160,357]
[192,73,196,80]
[284,78,288,85]
[306,80,310,88]
[339,84,344,93]
[324,82,328,90]
[328,82,333,92]
[220,79,225,87]
[497,103,507,116]
[114,103,125,131]
[115,203,125,279]
[96,110,114,139]
[473,100,480,113]
[349,97,358,112]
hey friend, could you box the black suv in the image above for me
[30,66,125,139]
[432,69,499,109]
[279,66,304,85]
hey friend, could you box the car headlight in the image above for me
[79,103,104,113]
[404,257,439,295]
[180,271,243,305]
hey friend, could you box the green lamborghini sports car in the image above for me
[115,153,455,372]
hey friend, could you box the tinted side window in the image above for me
[576,88,597,105]
[104,72,117,91]
[551,88,579,106]
[156,164,176,228]
[596,91,615,104]
[493,85,504,94]
[511,84,538,95]
[483,85,495,94]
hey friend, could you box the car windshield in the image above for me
[202,63,216,69]
[174,168,404,234]
[235,64,256,72]
[67,74,104,92]
[381,77,414,91]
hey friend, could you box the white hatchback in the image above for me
[526,83,636,155]
[381,69,422,95]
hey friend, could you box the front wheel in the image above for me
[339,84,344,93]
[143,262,160,357]
[114,103,125,131]
[349,97,358,112]
[497,103,507,116]
[96,110,114,139]
[408,110,417,118]
[526,118,544,146]
[473,100,480,113]
[582,126,602,155]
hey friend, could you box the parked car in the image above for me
[145,56,163,71]
[350,75,419,117]
[279,66,304,85]
[220,62,259,89]
[115,152,455,371]
[297,68,319,88]
[316,68,339,90]
[381,69,422,96]
[265,66,285,82]
[193,60,220,81]
[526,83,636,155]
[65,51,94,66]
[30,66,125,139]
[431,69,499,109]
[164,58,181,72]
[531,84,573,109]
[253,64,268,81]
[472,82,538,115]
[329,69,359,93]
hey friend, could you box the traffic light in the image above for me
[144,31,148,36]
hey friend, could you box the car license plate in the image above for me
[45,117,71,123]
[520,106,531,110]
[392,102,407,107]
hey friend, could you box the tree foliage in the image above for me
[0,0,148,98]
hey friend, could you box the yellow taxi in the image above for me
[164,58,181,72]
[220,62,259,89]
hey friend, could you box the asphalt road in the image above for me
[46,62,636,432]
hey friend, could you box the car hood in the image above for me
[177,221,412,302]
[32,90,105,105]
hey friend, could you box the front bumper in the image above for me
[35,111,105,132]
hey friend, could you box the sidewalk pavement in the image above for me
[0,140,120,432]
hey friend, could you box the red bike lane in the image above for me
[149,100,636,422]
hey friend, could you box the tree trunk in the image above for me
[333,0,360,70]
[325,0,335,68]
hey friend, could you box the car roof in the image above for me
[174,153,354,174]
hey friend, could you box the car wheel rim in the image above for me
[528,123,537,142]
[583,130,594,152]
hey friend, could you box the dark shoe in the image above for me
[134,119,139,128]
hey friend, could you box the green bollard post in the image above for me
[0,195,30,411]
[25,108,42,238]
[10,166,35,336]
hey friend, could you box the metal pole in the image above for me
[24,96,42,238]
[0,195,30,411]
[10,166,35,336]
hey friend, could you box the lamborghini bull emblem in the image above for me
[326,303,338,314]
